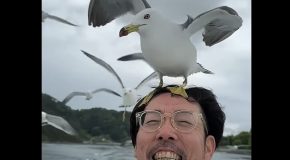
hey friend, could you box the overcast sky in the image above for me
[42,0,251,136]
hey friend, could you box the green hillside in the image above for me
[42,93,131,143]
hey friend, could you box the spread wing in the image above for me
[135,72,159,90]
[42,11,78,26]
[92,88,121,97]
[183,6,242,46]
[88,0,150,27]
[62,92,87,104]
[43,112,77,135]
[81,50,125,88]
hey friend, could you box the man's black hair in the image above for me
[129,85,226,149]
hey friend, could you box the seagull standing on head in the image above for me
[88,0,242,87]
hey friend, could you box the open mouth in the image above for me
[152,151,181,160]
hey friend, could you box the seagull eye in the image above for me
[144,14,150,19]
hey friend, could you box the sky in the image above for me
[42,0,251,136]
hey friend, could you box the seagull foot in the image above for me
[181,78,187,87]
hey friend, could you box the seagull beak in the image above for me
[119,24,145,37]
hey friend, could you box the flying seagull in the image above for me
[81,50,158,120]
[62,88,121,104]
[42,111,77,135]
[88,0,242,86]
[42,10,79,26]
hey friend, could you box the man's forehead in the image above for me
[145,92,201,111]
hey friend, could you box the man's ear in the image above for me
[205,135,216,159]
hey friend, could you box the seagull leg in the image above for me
[122,106,127,122]
[158,75,163,88]
[182,77,187,87]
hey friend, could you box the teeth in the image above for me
[154,151,180,160]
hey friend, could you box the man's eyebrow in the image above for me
[146,109,162,113]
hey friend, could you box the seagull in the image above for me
[88,0,242,87]
[81,50,158,120]
[42,10,79,26]
[62,88,121,104]
[42,111,77,135]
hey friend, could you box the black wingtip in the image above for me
[181,15,194,29]
[117,57,126,61]
[80,50,93,58]
[80,50,88,55]
[117,55,131,61]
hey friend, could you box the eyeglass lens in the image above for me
[139,111,199,132]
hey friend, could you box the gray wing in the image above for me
[196,63,214,74]
[117,53,145,61]
[135,72,159,90]
[46,13,78,26]
[183,6,242,46]
[42,11,78,26]
[42,11,49,22]
[92,88,121,97]
[88,0,150,27]
[44,113,77,135]
[62,92,87,104]
[81,50,125,88]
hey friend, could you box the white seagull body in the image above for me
[88,0,242,86]
[42,10,78,26]
[62,88,121,104]
[42,111,76,135]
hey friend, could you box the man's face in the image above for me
[134,93,215,160]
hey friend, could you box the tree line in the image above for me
[219,130,251,148]
[42,93,251,146]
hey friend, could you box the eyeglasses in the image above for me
[136,110,208,134]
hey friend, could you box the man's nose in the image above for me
[155,118,178,141]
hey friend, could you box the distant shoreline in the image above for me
[216,148,251,155]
